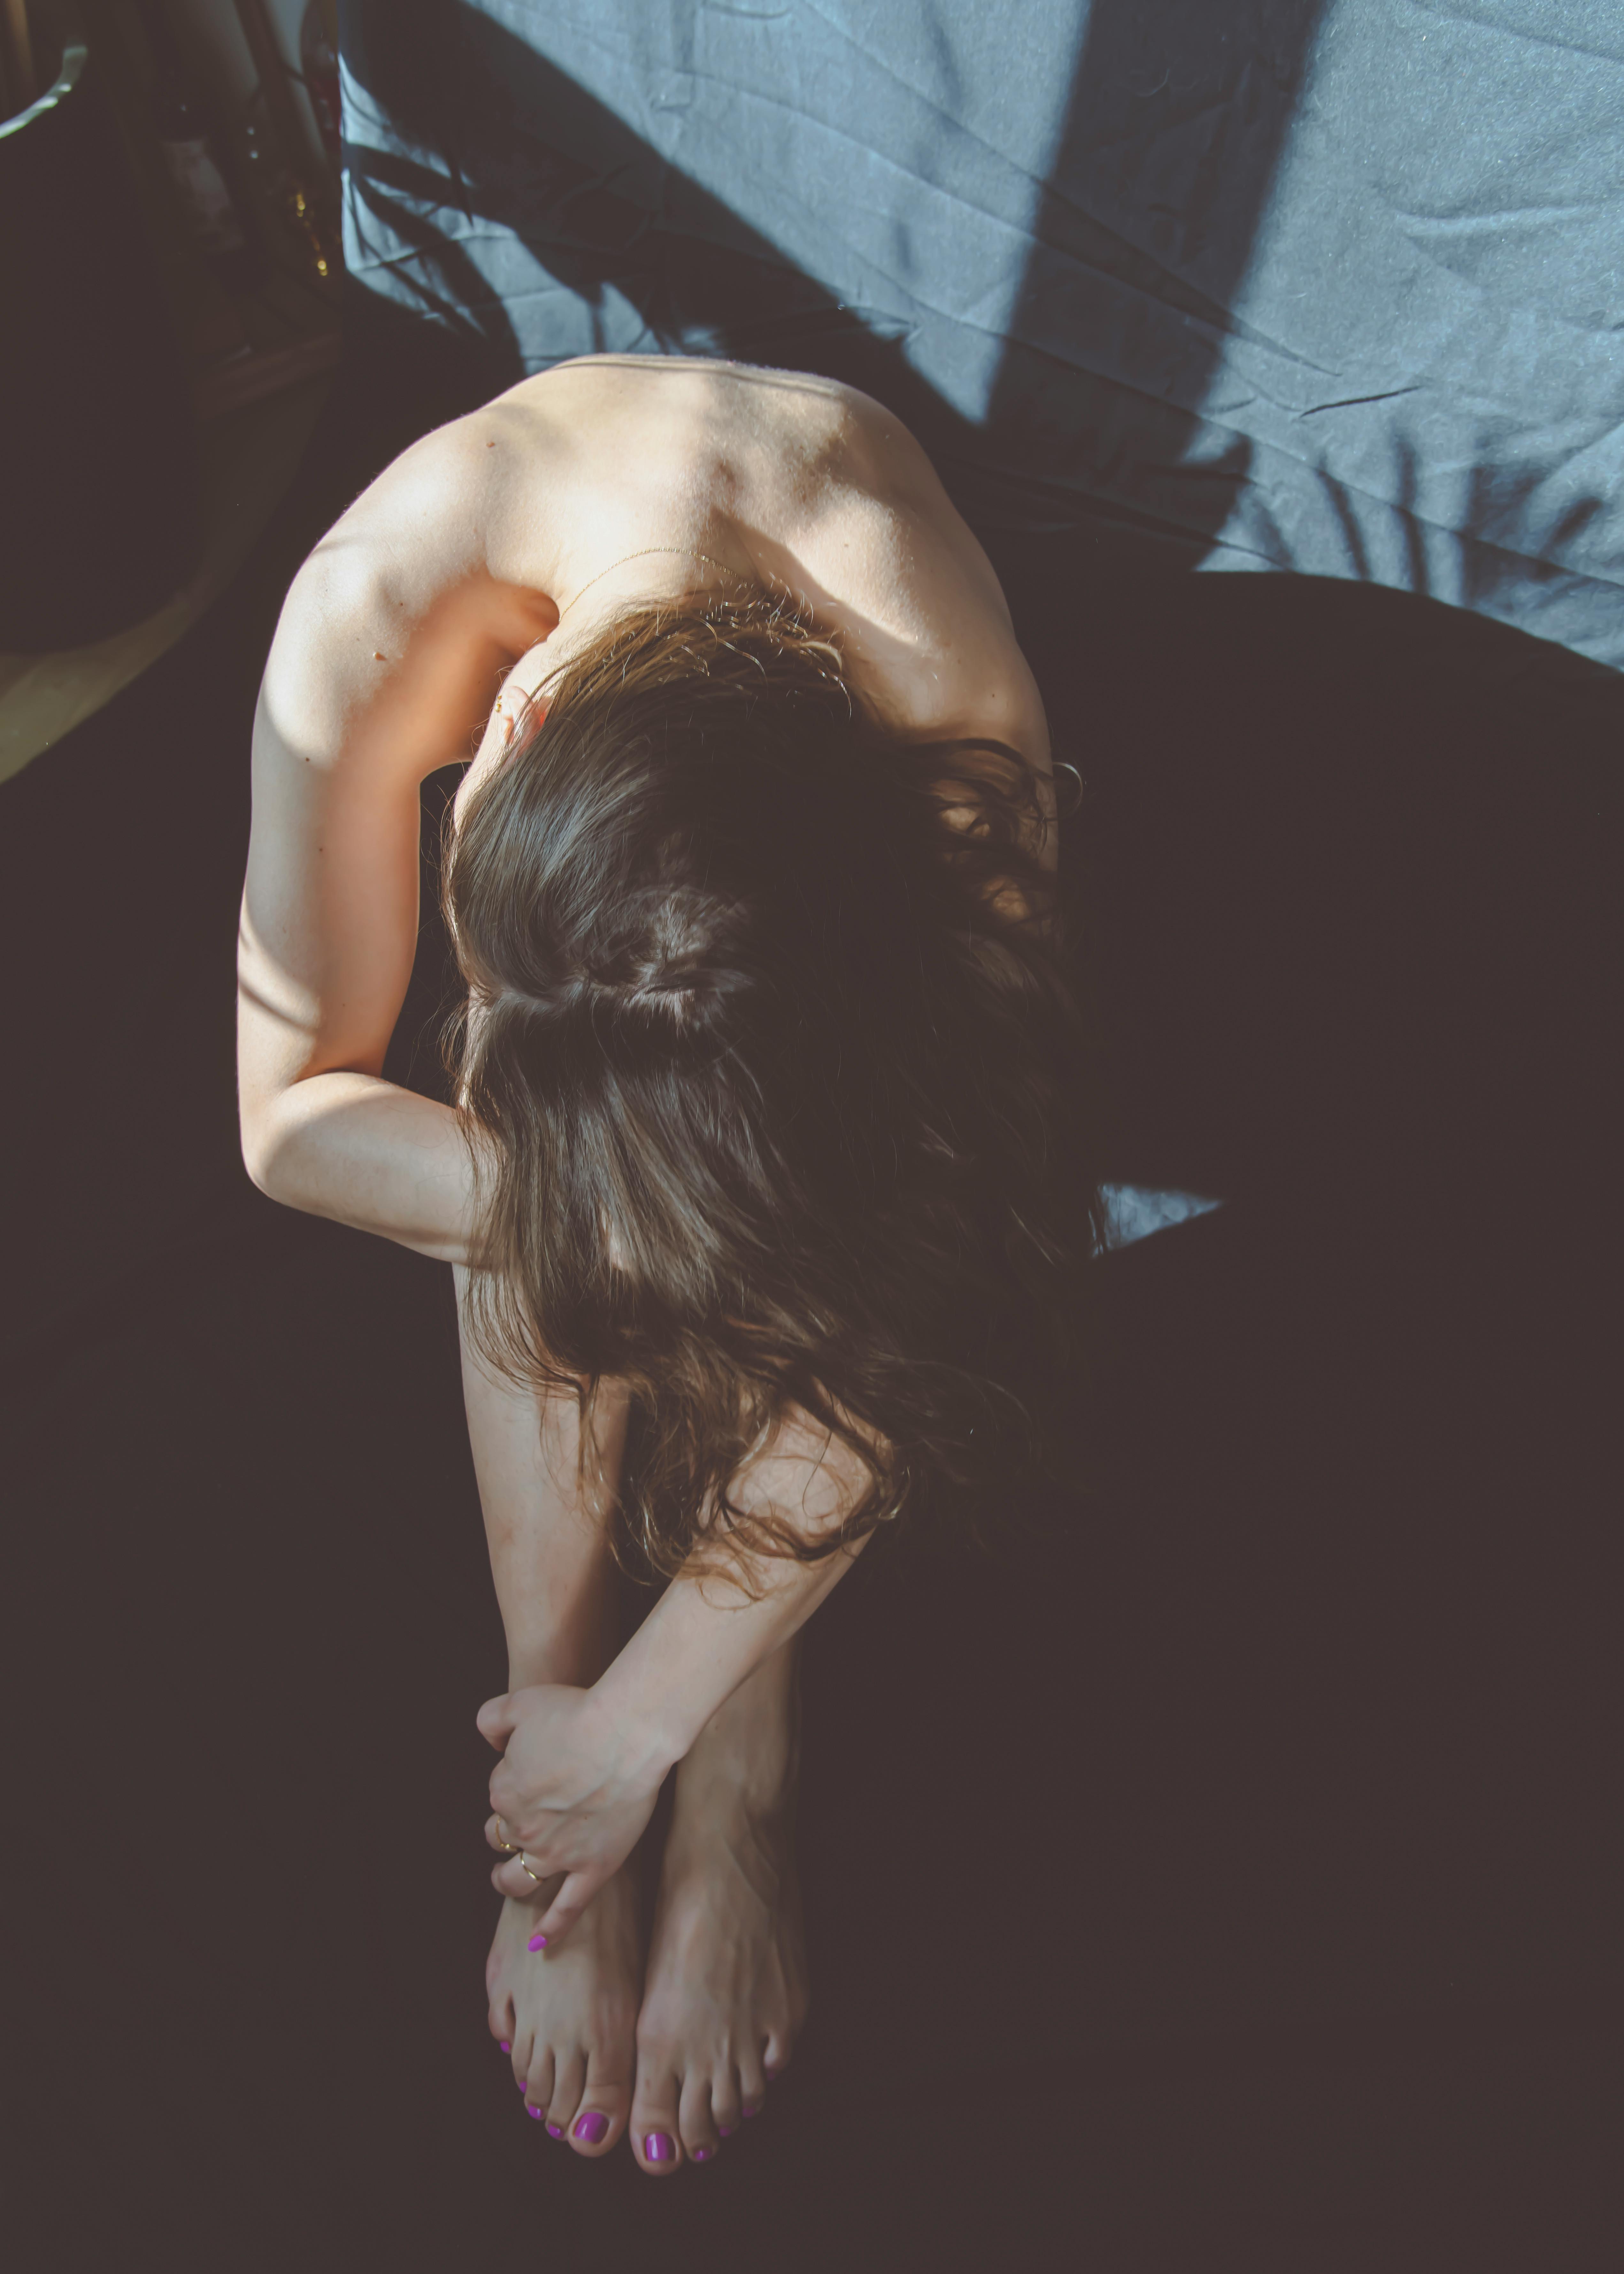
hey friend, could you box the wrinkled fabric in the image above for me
[342,1,1624,663]
[1099,1184,1222,1249]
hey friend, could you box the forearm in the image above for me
[238,499,550,1261]
[592,1409,871,1771]
[457,1265,632,1688]
[478,1403,869,1936]
[595,1541,853,1774]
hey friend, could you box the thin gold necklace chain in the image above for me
[556,545,754,620]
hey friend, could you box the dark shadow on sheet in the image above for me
[337,2,1325,574]
[338,0,985,476]
[337,3,1619,652]
[984,1,1328,567]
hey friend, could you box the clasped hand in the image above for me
[478,1683,668,1942]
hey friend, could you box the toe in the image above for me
[678,2071,721,2165]
[629,2046,685,2175]
[711,2068,743,2139]
[507,2020,534,2097]
[547,2048,588,2144]
[522,2039,555,2117]
[737,2048,769,2121]
[561,2042,630,2158]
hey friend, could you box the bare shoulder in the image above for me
[305,395,570,609]
[805,399,1050,772]
[264,405,562,779]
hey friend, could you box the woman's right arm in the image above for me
[237,415,558,1261]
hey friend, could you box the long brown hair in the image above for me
[441,590,1103,1590]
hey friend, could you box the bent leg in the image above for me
[457,1266,645,2156]
[630,1633,809,2173]
[456,1263,630,1692]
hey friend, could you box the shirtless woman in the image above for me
[237,356,1098,2176]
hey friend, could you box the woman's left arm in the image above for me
[478,1407,872,1940]
[237,417,555,1260]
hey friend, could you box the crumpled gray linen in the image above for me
[341,1,1624,667]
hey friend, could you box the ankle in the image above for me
[676,1711,799,1822]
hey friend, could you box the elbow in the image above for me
[238,1099,294,1210]
[239,1126,280,1206]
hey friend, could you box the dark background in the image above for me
[5,366,1619,2269]
[7,0,1624,2260]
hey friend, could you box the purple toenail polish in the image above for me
[720,2124,736,2137]
[525,2105,544,2120]
[499,2040,511,2053]
[573,2111,609,2145]
[644,2131,675,2163]
[517,2077,527,2090]
[692,2147,712,2162]
[546,2122,564,2138]
[743,2105,760,2119]
[527,1933,548,1951]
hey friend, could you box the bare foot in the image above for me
[629,1642,809,2174]
[486,1864,644,2156]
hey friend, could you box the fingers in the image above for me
[484,1814,575,1899]
[486,1759,523,1823]
[485,1814,603,1932]
[476,1693,514,1750]
[530,1870,598,1945]
[482,1801,636,1932]
[486,1854,594,1939]
[491,1853,561,1906]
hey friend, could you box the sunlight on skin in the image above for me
[481,1404,850,2174]
[482,1408,874,1916]
[451,650,553,835]
[235,906,320,1038]
[238,355,1068,2174]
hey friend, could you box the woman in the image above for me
[238,354,1101,2175]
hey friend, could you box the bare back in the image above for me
[238,358,1053,1247]
[465,357,1047,765]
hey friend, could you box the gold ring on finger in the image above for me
[493,1816,519,1855]
[519,1853,544,1885]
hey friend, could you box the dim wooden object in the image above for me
[0,371,332,786]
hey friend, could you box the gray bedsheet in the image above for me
[342,1,1624,666]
